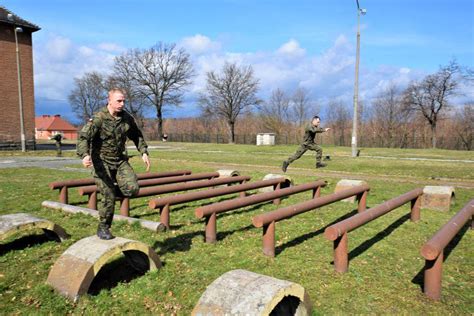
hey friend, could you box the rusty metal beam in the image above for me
[252,184,370,257]
[148,177,289,229]
[117,175,251,217]
[78,172,219,196]
[420,199,474,301]
[253,184,370,228]
[49,170,191,203]
[325,188,423,241]
[196,180,327,244]
[324,188,423,272]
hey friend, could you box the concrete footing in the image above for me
[421,186,455,212]
[46,235,161,301]
[192,269,312,315]
[217,169,241,177]
[334,179,368,203]
[258,174,294,193]
[0,213,69,242]
[42,201,165,232]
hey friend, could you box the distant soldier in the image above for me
[77,88,151,240]
[282,116,330,172]
[51,133,63,156]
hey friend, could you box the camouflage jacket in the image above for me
[302,124,324,145]
[77,107,148,165]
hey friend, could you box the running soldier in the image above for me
[282,116,330,172]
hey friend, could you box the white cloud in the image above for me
[34,33,448,116]
[277,39,306,58]
[179,34,221,55]
[97,42,125,52]
[34,35,118,100]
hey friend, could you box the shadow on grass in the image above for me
[411,221,470,291]
[215,224,255,241]
[0,232,60,255]
[88,255,147,295]
[347,213,411,262]
[276,209,359,256]
[153,231,203,256]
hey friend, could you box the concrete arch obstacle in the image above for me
[46,236,161,301]
[0,213,69,242]
[192,269,312,315]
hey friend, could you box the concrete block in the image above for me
[0,213,69,242]
[46,235,161,301]
[192,269,311,315]
[258,174,294,193]
[421,186,455,212]
[334,179,368,203]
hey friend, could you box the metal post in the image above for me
[59,186,68,204]
[313,186,321,199]
[351,2,365,158]
[424,252,443,301]
[262,221,276,257]
[14,27,26,152]
[334,232,349,273]
[120,198,130,217]
[205,212,217,243]
[160,204,170,229]
[88,192,97,210]
[357,190,367,213]
[273,183,281,205]
[411,195,421,222]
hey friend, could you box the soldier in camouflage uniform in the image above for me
[51,133,63,157]
[77,88,151,240]
[282,116,330,172]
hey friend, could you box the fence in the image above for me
[156,133,470,150]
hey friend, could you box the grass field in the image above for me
[0,142,473,315]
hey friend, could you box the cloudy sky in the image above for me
[3,0,473,122]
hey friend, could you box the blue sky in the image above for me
[3,0,473,122]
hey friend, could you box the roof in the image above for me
[0,6,40,32]
[35,115,78,132]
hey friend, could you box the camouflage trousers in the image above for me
[92,160,139,226]
[286,143,322,165]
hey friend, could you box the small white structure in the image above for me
[256,133,276,146]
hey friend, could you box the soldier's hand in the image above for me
[325,128,331,132]
[82,155,93,168]
[142,153,151,172]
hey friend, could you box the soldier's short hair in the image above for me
[312,115,320,121]
[108,87,127,98]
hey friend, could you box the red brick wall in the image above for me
[0,22,37,149]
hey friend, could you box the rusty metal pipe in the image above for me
[49,170,192,189]
[50,170,191,204]
[196,180,327,219]
[423,252,444,301]
[253,184,369,228]
[324,188,423,241]
[78,172,219,196]
[149,178,287,209]
[421,199,474,261]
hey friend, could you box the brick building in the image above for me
[0,7,40,150]
[35,114,78,140]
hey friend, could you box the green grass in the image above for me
[0,143,473,315]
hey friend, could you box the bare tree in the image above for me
[292,87,316,127]
[403,60,461,148]
[372,84,411,147]
[453,103,474,150]
[125,42,194,139]
[326,101,351,146]
[68,71,107,123]
[199,62,260,143]
[257,88,291,135]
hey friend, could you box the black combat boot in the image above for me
[97,223,115,240]
[282,161,289,173]
[316,162,327,168]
